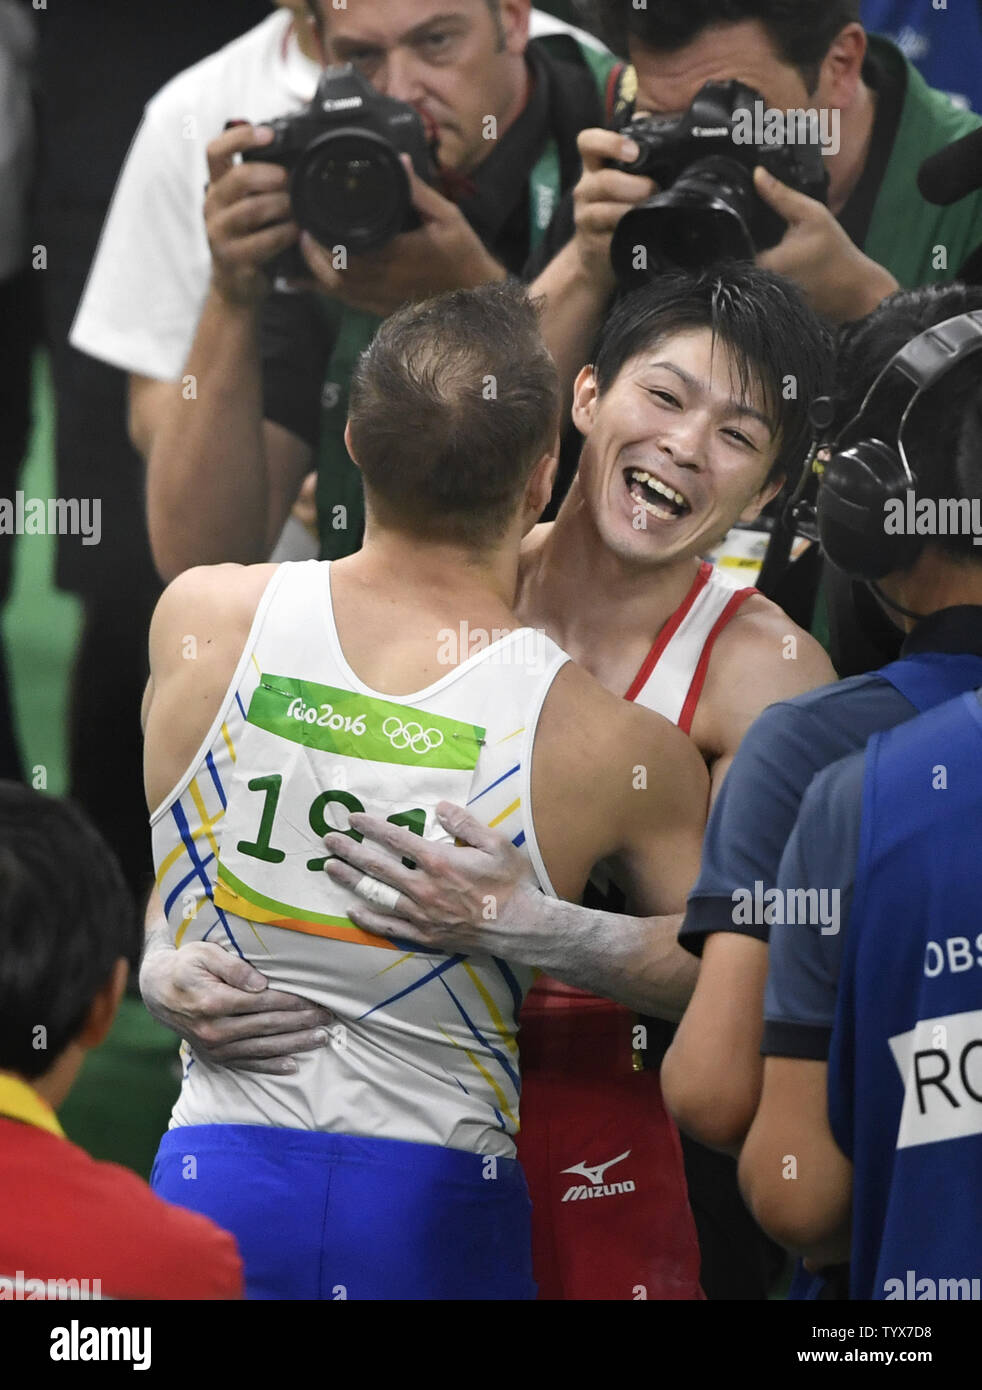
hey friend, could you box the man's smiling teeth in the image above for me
[627,468,690,518]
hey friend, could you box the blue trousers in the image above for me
[151,1124,535,1300]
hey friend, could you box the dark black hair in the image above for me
[578,0,861,90]
[834,282,982,563]
[592,264,834,487]
[348,281,560,547]
[0,783,137,1079]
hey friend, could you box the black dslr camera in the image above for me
[241,64,438,276]
[609,80,829,285]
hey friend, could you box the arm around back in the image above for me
[529,667,710,1016]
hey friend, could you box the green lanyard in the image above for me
[528,138,562,253]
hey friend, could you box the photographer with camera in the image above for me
[530,0,982,402]
[142,0,621,579]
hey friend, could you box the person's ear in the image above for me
[815,22,866,109]
[571,365,600,439]
[343,420,361,470]
[499,0,532,57]
[78,958,129,1052]
[523,449,559,533]
[739,471,785,525]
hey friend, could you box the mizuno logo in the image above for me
[561,1149,631,1186]
[560,1150,636,1201]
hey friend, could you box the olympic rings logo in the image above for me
[382,716,444,754]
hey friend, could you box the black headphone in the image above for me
[815,310,982,582]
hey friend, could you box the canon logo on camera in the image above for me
[320,96,363,113]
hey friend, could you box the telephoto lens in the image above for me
[611,155,760,283]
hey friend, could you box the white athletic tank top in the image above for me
[525,560,756,1016]
[150,560,570,1157]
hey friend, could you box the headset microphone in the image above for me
[867,582,929,624]
[787,395,837,529]
[754,396,833,600]
[917,127,982,207]
[815,311,982,583]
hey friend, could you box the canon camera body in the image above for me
[241,63,438,276]
[610,80,829,285]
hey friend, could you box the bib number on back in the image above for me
[212,675,485,949]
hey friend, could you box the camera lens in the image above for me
[292,130,412,254]
[611,156,758,284]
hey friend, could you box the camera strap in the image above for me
[528,139,562,252]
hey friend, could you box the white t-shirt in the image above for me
[69,7,606,383]
[70,7,319,381]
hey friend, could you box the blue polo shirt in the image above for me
[763,688,982,1300]
[679,607,982,957]
[764,685,982,1056]
[761,753,864,1060]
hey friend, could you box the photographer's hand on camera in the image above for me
[753,164,899,323]
[571,128,656,289]
[297,157,507,319]
[529,127,655,411]
[204,123,299,305]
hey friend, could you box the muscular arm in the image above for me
[321,679,710,1020]
[514,902,695,1019]
[324,815,700,1020]
[146,292,312,580]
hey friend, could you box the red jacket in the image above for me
[0,1077,242,1299]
